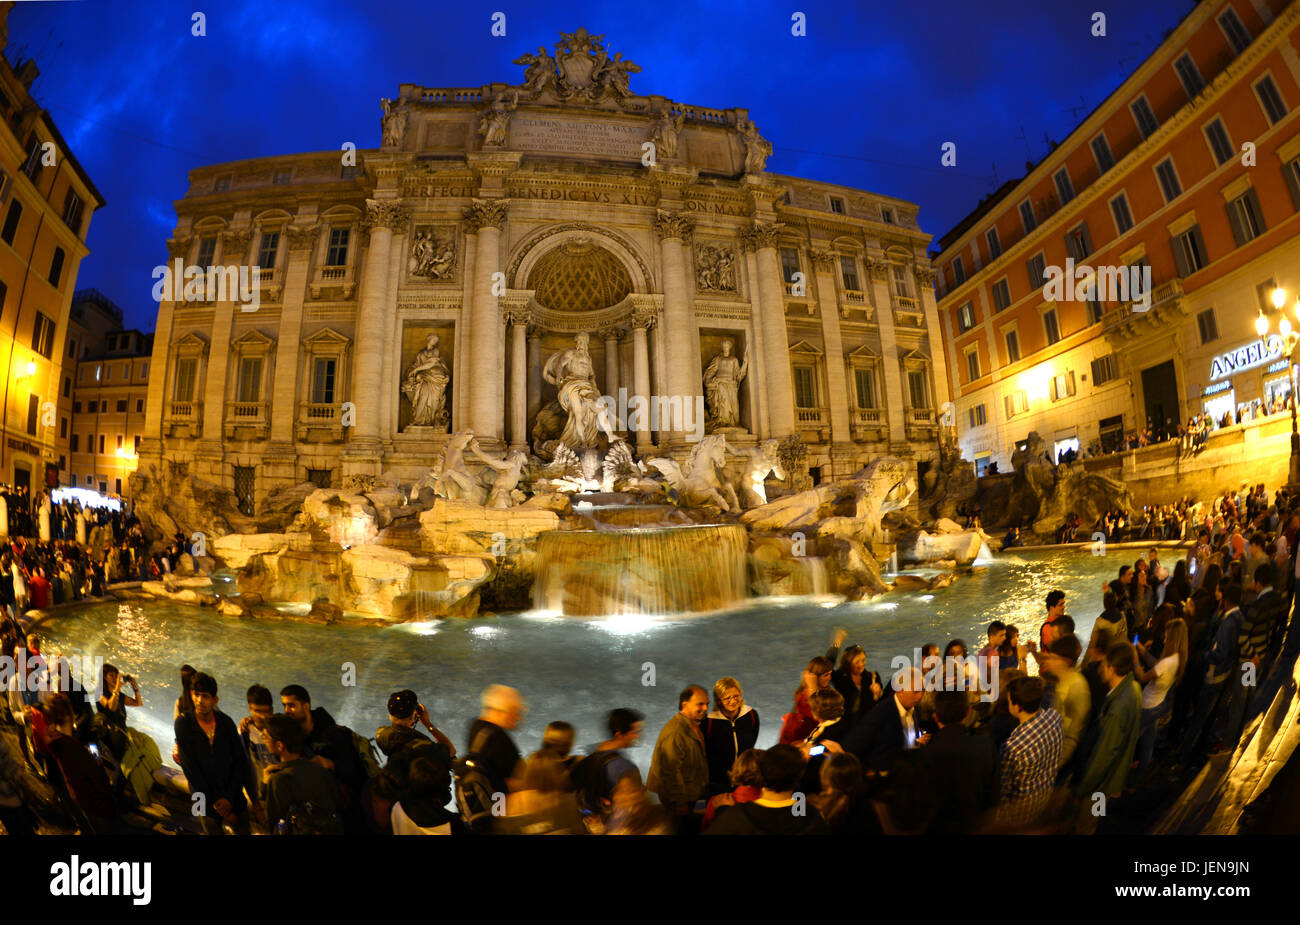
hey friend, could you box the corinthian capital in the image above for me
[808,248,837,271]
[285,223,320,251]
[463,198,509,232]
[738,221,782,252]
[913,264,937,287]
[220,230,250,259]
[166,236,192,259]
[864,256,890,281]
[654,210,693,243]
[365,199,410,232]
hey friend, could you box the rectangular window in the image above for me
[952,256,966,286]
[907,370,930,409]
[1005,329,1021,363]
[31,312,54,358]
[892,264,910,298]
[1,198,22,245]
[136,398,144,413]
[793,365,817,408]
[115,434,123,450]
[1004,389,1029,419]
[62,376,69,398]
[98,434,105,454]
[1155,158,1182,202]
[173,357,197,402]
[273,168,292,185]
[880,207,894,224]
[196,236,217,267]
[70,434,79,452]
[115,399,127,413]
[829,196,845,214]
[20,136,41,180]
[233,466,255,516]
[957,301,975,332]
[1050,371,1077,401]
[1174,53,1205,99]
[854,368,876,408]
[72,400,81,414]
[1197,308,1219,344]
[1172,224,1208,277]
[985,227,1002,260]
[839,256,859,291]
[88,400,97,413]
[1019,199,1037,234]
[59,417,67,438]
[134,435,141,453]
[67,338,76,359]
[62,190,84,233]
[141,361,148,379]
[1026,253,1046,290]
[1204,118,1234,166]
[992,278,1011,312]
[257,231,279,270]
[780,248,801,283]
[312,358,336,404]
[104,364,110,382]
[1110,193,1134,235]
[1086,297,1105,325]
[1043,308,1061,345]
[1218,8,1252,55]
[1131,95,1160,139]
[25,395,38,436]
[237,356,263,403]
[1227,188,1266,246]
[123,362,130,379]
[1091,134,1115,173]
[1054,168,1075,205]
[969,404,987,428]
[965,348,981,381]
[1255,75,1288,125]
[1066,222,1092,261]
[214,175,231,193]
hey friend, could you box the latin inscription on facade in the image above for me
[508,117,645,159]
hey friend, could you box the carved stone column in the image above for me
[198,230,250,464]
[140,235,191,464]
[465,199,508,443]
[809,247,851,444]
[348,202,406,459]
[268,223,318,449]
[866,255,907,445]
[508,310,528,451]
[526,327,542,433]
[631,315,654,448]
[603,329,621,405]
[742,221,796,437]
[655,210,703,444]
[914,262,952,410]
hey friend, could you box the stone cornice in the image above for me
[654,210,693,243]
[463,198,510,231]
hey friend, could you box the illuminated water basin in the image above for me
[36,547,1158,774]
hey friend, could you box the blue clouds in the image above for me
[12,0,1189,330]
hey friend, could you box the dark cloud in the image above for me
[12,0,1190,330]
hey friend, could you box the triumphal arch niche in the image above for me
[144,26,948,507]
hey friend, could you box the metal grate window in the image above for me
[233,466,256,516]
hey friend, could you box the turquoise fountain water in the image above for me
[35,547,1150,775]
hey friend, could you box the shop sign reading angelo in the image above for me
[1209,334,1285,381]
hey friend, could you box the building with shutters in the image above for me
[934,0,1300,475]
[141,28,949,514]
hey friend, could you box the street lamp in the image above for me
[1258,287,1300,488]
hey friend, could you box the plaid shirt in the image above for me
[997,707,1063,828]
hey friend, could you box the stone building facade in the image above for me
[141,29,949,511]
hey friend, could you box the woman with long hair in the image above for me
[174,664,197,721]
[779,655,834,744]
[811,751,865,833]
[831,644,883,722]
[1130,618,1188,788]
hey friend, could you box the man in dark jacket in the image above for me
[175,672,251,835]
[279,685,365,797]
[922,691,996,833]
[842,667,925,774]
[466,684,525,795]
[264,714,344,834]
[376,689,453,799]
[1177,583,1243,764]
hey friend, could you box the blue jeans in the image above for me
[1129,698,1170,787]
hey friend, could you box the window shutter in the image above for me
[1226,199,1247,247]
[1080,222,1092,257]
[1192,226,1208,268]
[1246,188,1266,234]
[1283,161,1300,213]
[1067,371,1076,396]
[1005,395,1014,419]
[1171,234,1190,278]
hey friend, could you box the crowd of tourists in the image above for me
[1081,396,1295,462]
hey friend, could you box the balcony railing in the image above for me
[230,401,267,420]
[168,400,198,420]
[796,408,826,425]
[908,408,936,425]
[311,265,356,299]
[255,266,278,285]
[319,266,347,280]
[297,402,345,443]
[843,289,866,303]
[853,408,884,425]
[302,403,337,421]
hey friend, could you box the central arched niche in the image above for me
[526,238,633,312]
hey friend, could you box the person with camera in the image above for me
[96,663,139,762]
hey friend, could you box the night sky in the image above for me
[13,0,1194,332]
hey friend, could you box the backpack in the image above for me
[452,754,499,835]
[285,800,345,835]
[570,750,622,815]
[350,729,383,780]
